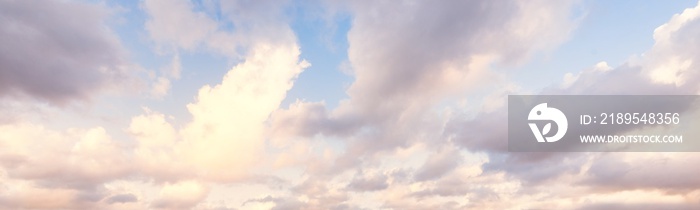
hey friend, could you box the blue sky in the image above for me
[96,0,695,110]
[2,0,700,209]
[104,0,698,119]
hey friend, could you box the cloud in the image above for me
[440,1,700,207]
[1,0,311,208]
[0,123,129,189]
[270,100,360,138]
[271,1,582,170]
[178,43,309,181]
[150,55,182,98]
[142,0,301,100]
[645,2,700,86]
[242,195,305,210]
[582,153,700,193]
[143,0,296,57]
[151,180,209,210]
[346,171,389,192]
[414,145,462,182]
[0,14,308,210]
[0,123,130,209]
[128,109,184,180]
[105,193,138,204]
[0,184,94,210]
[340,0,577,119]
[577,202,700,210]
[0,0,131,104]
[130,42,310,182]
[143,0,219,52]
[4,0,700,209]
[263,1,582,208]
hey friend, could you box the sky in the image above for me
[1,0,700,209]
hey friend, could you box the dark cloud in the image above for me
[0,0,130,104]
[340,0,576,124]
[270,101,361,138]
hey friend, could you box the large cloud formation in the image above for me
[2,0,700,209]
[267,0,700,209]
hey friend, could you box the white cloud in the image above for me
[130,42,310,182]
[178,43,309,181]
[645,1,700,86]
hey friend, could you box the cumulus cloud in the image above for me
[130,43,310,182]
[268,0,700,208]
[0,0,131,104]
[272,0,581,162]
[0,0,309,207]
[265,0,582,208]
[177,43,309,181]
[645,3,700,86]
[340,0,577,120]
[0,40,309,209]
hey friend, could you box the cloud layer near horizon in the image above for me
[1,0,700,209]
